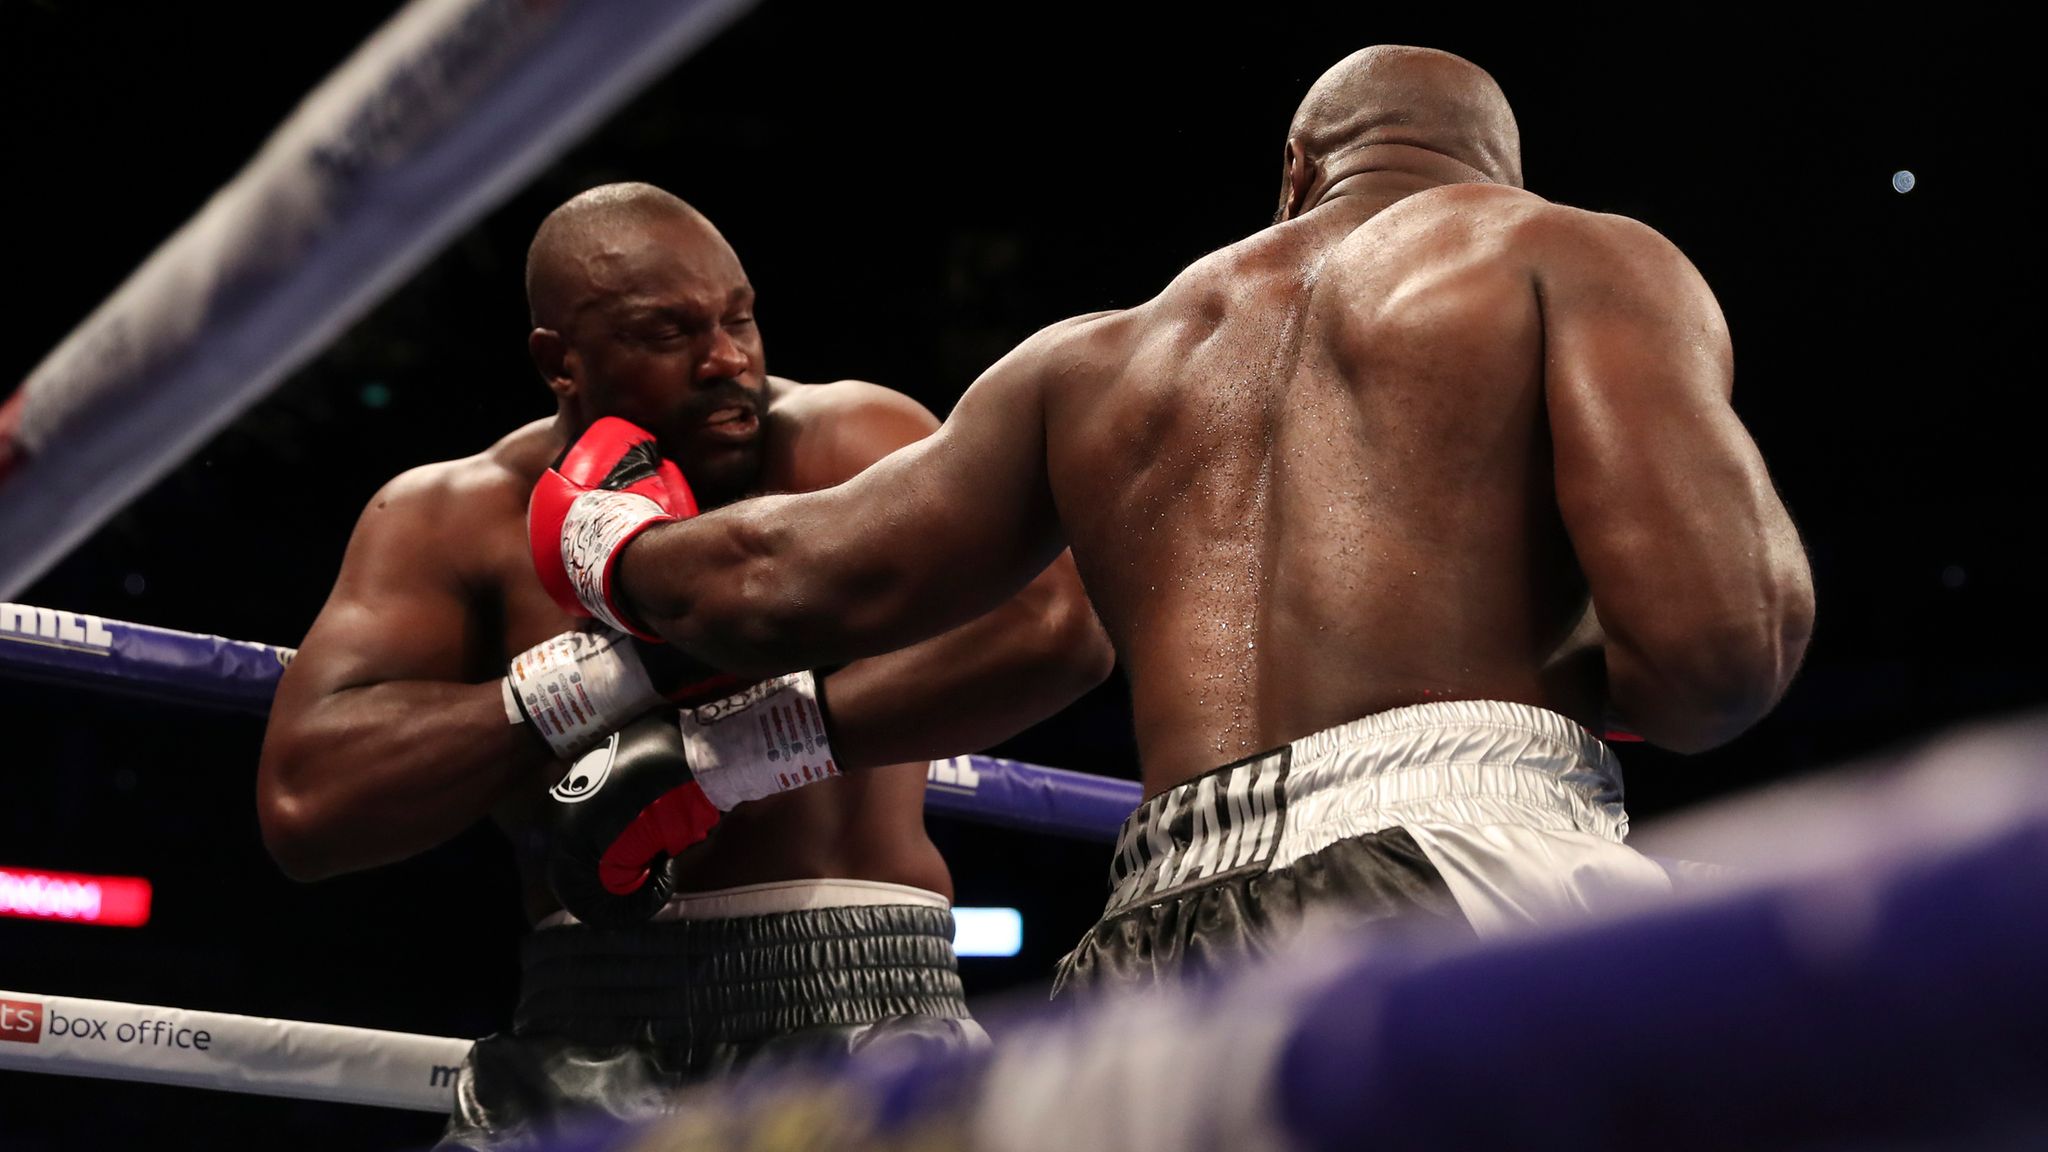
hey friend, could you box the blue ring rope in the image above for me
[0,602,1142,841]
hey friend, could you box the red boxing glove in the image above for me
[530,417,699,640]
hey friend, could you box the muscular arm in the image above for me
[1538,211,1815,753]
[774,383,1112,767]
[257,470,555,880]
[619,339,1077,683]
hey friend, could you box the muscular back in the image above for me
[625,179,1798,797]
[1050,185,1595,785]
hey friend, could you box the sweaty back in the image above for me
[1048,185,1592,787]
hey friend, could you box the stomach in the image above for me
[666,762,954,900]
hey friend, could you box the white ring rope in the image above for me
[0,0,762,598]
[0,989,469,1112]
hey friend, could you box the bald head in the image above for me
[523,182,768,503]
[1287,46,1521,192]
[526,182,731,332]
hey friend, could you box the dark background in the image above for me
[1,4,2035,1149]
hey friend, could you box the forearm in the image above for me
[258,679,556,879]
[1604,645,1776,753]
[622,495,971,678]
[820,561,1112,768]
[1601,548,1814,752]
[619,497,844,675]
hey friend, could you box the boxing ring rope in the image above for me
[0,599,1142,1113]
[0,0,764,599]
[7,599,2045,1144]
[0,992,469,1113]
[0,601,1147,840]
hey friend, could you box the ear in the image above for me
[530,328,577,399]
[1277,139,1317,222]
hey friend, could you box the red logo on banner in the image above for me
[0,867,152,927]
[0,999,43,1043]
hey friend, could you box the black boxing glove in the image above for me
[546,712,720,926]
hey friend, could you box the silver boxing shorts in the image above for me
[1055,700,1672,996]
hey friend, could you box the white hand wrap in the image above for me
[559,488,672,636]
[680,670,840,811]
[503,629,660,758]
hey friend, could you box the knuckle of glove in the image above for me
[530,417,689,629]
[560,417,658,485]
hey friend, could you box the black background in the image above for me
[1,4,2036,1149]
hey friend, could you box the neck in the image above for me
[1299,143,1494,218]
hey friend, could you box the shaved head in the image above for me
[1288,46,1521,190]
[523,182,767,505]
[526,182,729,332]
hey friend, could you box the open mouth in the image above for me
[698,405,759,440]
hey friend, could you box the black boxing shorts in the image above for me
[439,879,981,1151]
[1053,700,1673,998]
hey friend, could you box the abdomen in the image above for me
[669,762,954,900]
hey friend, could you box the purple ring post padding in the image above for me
[0,603,1145,839]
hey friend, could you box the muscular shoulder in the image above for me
[1504,197,1698,281]
[960,311,1136,408]
[348,421,547,575]
[1345,186,1709,307]
[768,377,934,428]
[1507,201,1722,335]
[1029,309,1128,349]
[763,378,941,490]
[368,457,518,524]
[382,418,550,507]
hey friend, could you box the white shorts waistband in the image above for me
[1277,699,1628,862]
[1102,700,1629,917]
[538,878,951,930]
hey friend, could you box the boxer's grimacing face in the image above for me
[563,218,769,507]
